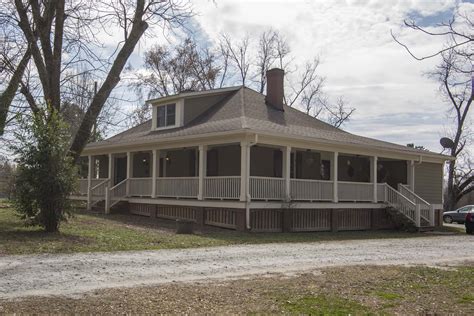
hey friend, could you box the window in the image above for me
[459,207,470,213]
[156,103,176,128]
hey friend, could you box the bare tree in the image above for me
[0,0,192,160]
[133,38,221,99]
[0,51,30,134]
[61,70,122,141]
[391,11,473,64]
[323,97,355,128]
[127,101,152,127]
[274,32,291,71]
[132,30,354,128]
[220,33,251,86]
[393,9,473,211]
[256,30,277,93]
[285,58,323,107]
[432,50,473,211]
[218,42,231,88]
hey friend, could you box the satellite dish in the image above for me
[440,137,455,149]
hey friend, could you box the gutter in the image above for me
[82,128,453,163]
[246,133,258,230]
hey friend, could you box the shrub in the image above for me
[11,107,77,232]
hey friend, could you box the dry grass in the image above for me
[0,199,462,255]
[1,265,473,314]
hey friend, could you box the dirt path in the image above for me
[1,235,473,299]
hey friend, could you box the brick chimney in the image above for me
[266,68,285,111]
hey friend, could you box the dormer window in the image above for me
[157,103,176,128]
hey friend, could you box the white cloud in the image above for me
[187,0,469,152]
[94,0,470,153]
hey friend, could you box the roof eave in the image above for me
[145,86,242,105]
[82,128,452,162]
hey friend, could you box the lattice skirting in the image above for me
[129,203,398,232]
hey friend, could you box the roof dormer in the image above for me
[148,87,241,132]
[151,98,184,131]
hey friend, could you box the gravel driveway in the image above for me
[1,235,473,299]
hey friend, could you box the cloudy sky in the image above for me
[125,0,473,153]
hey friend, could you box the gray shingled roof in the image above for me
[85,87,450,159]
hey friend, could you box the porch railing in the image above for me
[129,177,152,197]
[76,178,107,195]
[204,176,241,199]
[377,183,386,202]
[92,178,108,188]
[106,178,128,212]
[76,179,88,195]
[384,183,419,226]
[90,178,110,204]
[156,177,199,198]
[398,184,433,225]
[290,179,333,201]
[338,181,373,202]
[250,176,286,200]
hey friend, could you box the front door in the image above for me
[114,157,127,185]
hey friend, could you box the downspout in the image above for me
[246,133,258,230]
[415,155,423,165]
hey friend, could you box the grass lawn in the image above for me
[0,199,463,255]
[1,265,472,314]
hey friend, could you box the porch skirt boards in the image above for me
[129,203,397,232]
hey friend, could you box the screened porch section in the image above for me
[76,143,410,203]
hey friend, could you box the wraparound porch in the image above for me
[74,140,436,228]
[76,142,412,203]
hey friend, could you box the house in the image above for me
[74,68,452,232]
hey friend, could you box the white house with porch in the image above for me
[73,69,451,232]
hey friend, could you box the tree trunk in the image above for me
[69,12,148,161]
[0,49,31,135]
[444,158,457,211]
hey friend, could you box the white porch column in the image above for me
[108,153,114,185]
[408,160,415,191]
[105,153,113,214]
[198,145,207,200]
[152,149,158,198]
[240,141,249,201]
[87,155,93,210]
[283,146,291,200]
[332,152,339,203]
[371,156,378,203]
[126,152,132,196]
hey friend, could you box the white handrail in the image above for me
[249,176,286,200]
[129,178,152,196]
[338,181,373,202]
[398,184,430,205]
[204,176,241,199]
[91,178,110,191]
[398,184,433,225]
[110,178,128,191]
[89,178,110,208]
[384,183,420,227]
[290,178,333,201]
[156,177,199,198]
[107,179,128,212]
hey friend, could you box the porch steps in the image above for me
[91,200,129,214]
[386,207,433,232]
